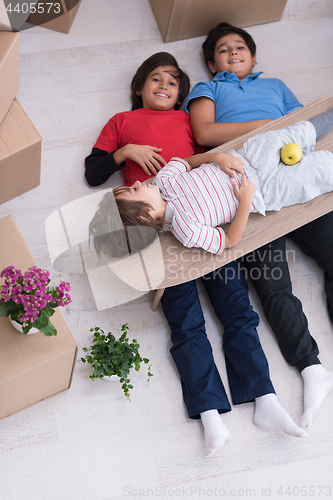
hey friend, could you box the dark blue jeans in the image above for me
[242,211,333,372]
[161,260,275,419]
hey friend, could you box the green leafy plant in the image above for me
[81,323,153,399]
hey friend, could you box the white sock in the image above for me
[254,393,307,438]
[200,409,231,458]
[301,364,333,428]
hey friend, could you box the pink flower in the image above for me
[0,265,72,329]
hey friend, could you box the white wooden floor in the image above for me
[1,1,333,499]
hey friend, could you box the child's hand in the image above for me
[124,144,167,176]
[213,153,244,177]
[231,173,256,205]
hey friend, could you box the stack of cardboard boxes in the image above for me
[0,216,78,420]
[0,1,82,206]
[0,32,41,205]
[0,32,77,420]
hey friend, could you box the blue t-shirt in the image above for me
[185,71,303,123]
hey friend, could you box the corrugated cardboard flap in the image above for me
[0,32,19,124]
[0,100,41,156]
[0,100,42,204]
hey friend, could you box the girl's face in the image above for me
[116,181,167,219]
[138,65,180,111]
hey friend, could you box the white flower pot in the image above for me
[10,317,39,334]
[103,375,118,381]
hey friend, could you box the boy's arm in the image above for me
[224,174,256,248]
[189,97,273,147]
[223,199,252,248]
[184,151,244,177]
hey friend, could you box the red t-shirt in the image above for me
[93,108,197,186]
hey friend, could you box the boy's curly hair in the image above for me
[203,22,257,74]
[89,190,165,259]
[131,52,190,110]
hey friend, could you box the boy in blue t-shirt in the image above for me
[185,22,333,430]
[185,22,302,145]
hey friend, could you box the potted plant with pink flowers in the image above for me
[0,265,72,336]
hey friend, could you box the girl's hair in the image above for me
[130,52,190,110]
[202,22,256,74]
[89,189,165,259]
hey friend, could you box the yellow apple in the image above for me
[280,143,303,165]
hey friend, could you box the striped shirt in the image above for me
[153,158,254,254]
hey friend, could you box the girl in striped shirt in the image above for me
[90,150,254,258]
[90,115,333,259]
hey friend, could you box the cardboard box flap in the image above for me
[0,33,19,65]
[0,2,11,32]
[0,99,41,205]
[0,211,35,259]
[0,33,19,124]
[0,140,8,157]
[27,0,81,34]
[0,111,30,152]
[0,100,41,156]
[9,100,42,143]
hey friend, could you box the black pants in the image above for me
[242,211,333,372]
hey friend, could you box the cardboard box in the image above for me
[27,0,81,34]
[0,0,11,31]
[149,0,288,42]
[0,33,19,125]
[0,99,41,205]
[0,2,34,32]
[0,215,78,420]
